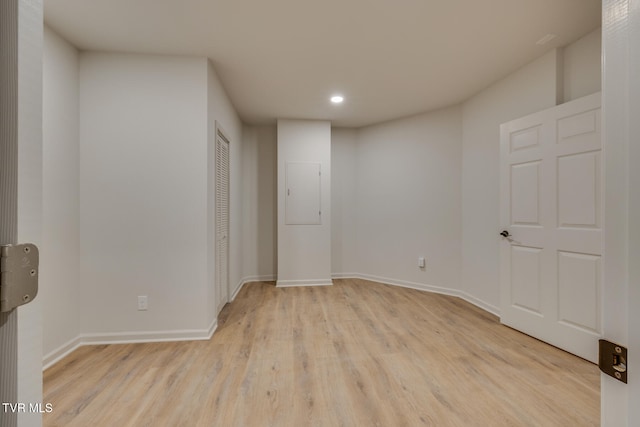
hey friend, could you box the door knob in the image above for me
[500,230,511,238]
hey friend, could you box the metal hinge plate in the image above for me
[599,339,627,384]
[0,244,39,312]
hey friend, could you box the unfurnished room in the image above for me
[1,0,639,426]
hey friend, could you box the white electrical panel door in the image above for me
[286,162,321,225]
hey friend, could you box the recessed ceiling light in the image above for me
[331,95,344,104]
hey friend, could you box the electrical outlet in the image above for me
[137,295,148,311]
[418,257,426,268]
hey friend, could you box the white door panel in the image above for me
[509,124,542,153]
[510,245,543,315]
[510,161,541,226]
[500,92,602,363]
[557,251,601,333]
[557,108,600,145]
[557,152,600,228]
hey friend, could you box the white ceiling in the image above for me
[44,0,601,128]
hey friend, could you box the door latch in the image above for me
[599,339,627,383]
[0,244,39,312]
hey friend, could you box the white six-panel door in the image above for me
[500,93,602,363]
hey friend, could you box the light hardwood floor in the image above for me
[43,279,599,426]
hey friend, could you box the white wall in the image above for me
[563,28,602,103]
[460,35,603,312]
[241,125,277,283]
[243,32,602,308]
[277,120,332,286]
[331,128,358,275]
[460,50,562,311]
[206,61,243,316]
[39,46,244,359]
[355,106,463,292]
[79,53,210,335]
[241,124,357,283]
[42,26,80,357]
[329,37,599,308]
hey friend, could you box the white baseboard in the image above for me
[457,291,500,317]
[43,336,83,370]
[331,272,500,317]
[276,278,333,287]
[230,281,244,301]
[231,275,276,301]
[44,274,499,370]
[330,272,359,279]
[43,318,217,371]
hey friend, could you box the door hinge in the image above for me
[599,339,627,383]
[0,244,39,312]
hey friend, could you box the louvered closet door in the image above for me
[215,132,230,312]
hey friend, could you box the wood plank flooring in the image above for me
[43,279,599,426]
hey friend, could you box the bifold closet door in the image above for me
[215,131,230,311]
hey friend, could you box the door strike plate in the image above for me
[599,339,627,384]
[0,244,39,312]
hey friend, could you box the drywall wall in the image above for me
[355,106,463,291]
[40,48,243,356]
[79,53,211,335]
[331,128,358,276]
[42,26,80,358]
[461,49,561,311]
[241,125,357,283]
[206,60,243,319]
[241,125,277,283]
[563,28,602,103]
[460,33,602,312]
[277,120,332,286]
[240,33,602,312]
